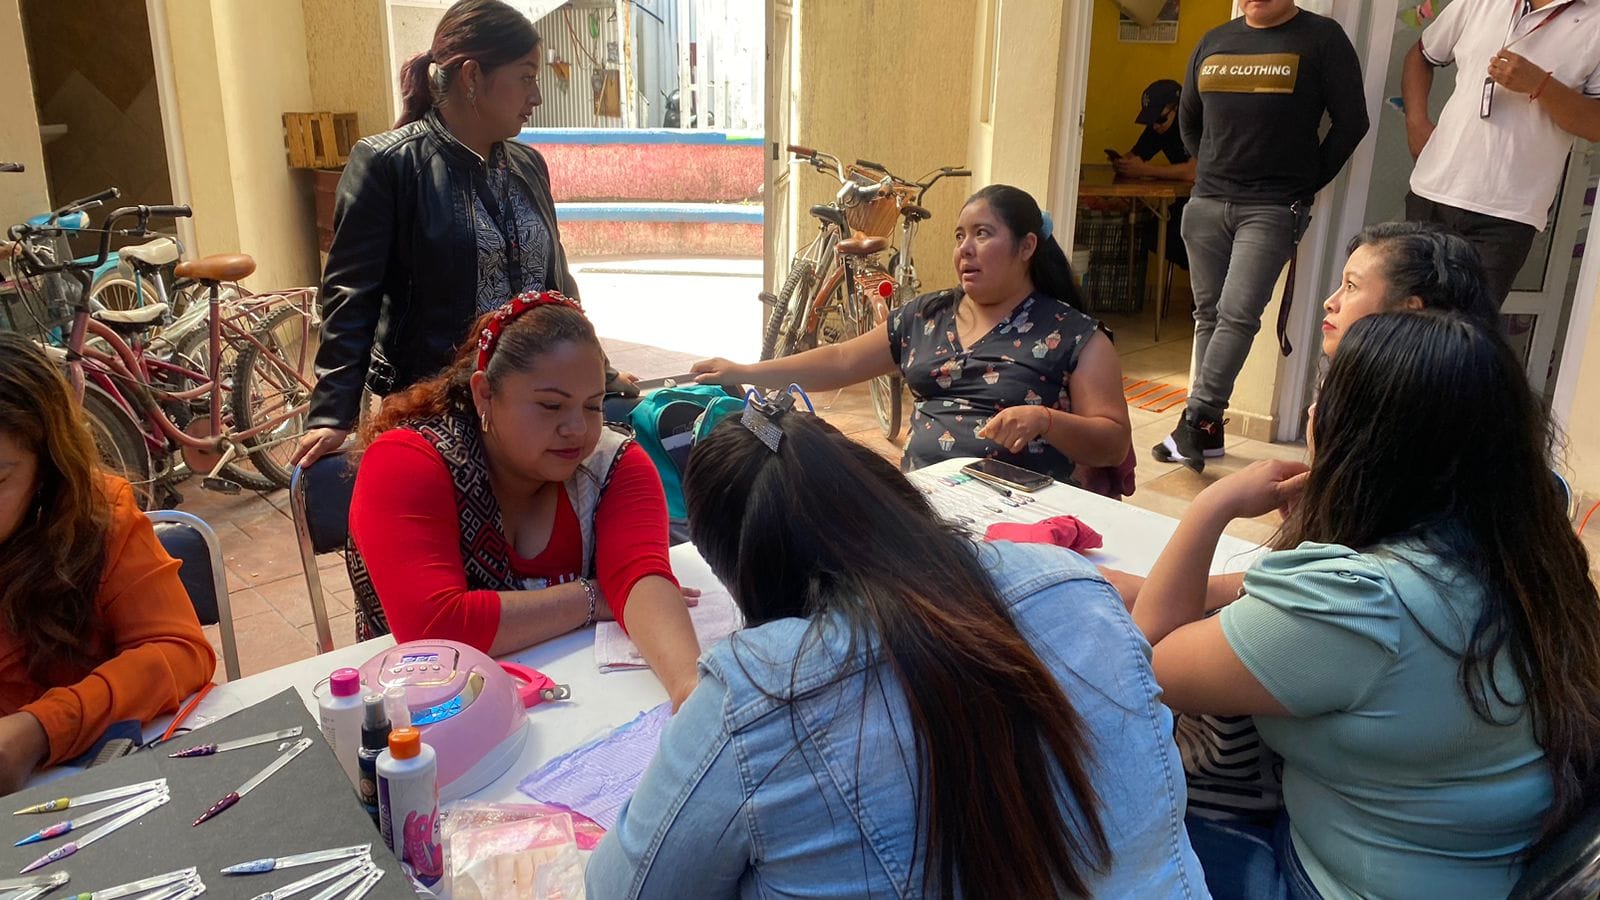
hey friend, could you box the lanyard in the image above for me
[1504,0,1576,51]
[475,150,524,295]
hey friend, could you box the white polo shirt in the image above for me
[1412,0,1600,230]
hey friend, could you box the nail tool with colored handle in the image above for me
[244,856,368,900]
[12,779,165,816]
[19,790,169,873]
[168,727,303,758]
[15,791,168,847]
[220,845,369,876]
[192,737,313,827]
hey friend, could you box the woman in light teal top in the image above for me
[1134,311,1600,900]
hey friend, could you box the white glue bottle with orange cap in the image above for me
[377,727,442,888]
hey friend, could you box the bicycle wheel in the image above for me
[88,271,159,312]
[230,305,313,489]
[169,325,278,491]
[761,258,814,361]
[774,273,834,359]
[81,384,157,508]
[842,291,904,440]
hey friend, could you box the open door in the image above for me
[763,0,795,295]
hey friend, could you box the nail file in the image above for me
[193,738,313,826]
[19,791,170,873]
[169,727,304,758]
[12,779,166,815]
[245,857,367,900]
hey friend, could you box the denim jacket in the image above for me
[586,542,1209,899]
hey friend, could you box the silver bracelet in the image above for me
[579,577,598,627]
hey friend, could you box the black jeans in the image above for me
[1405,192,1537,309]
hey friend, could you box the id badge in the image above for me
[1480,76,1495,118]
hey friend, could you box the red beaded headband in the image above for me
[475,290,584,372]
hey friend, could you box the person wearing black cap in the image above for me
[1114,78,1196,271]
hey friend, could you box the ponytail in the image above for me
[396,51,436,128]
[964,184,1086,312]
[1030,233,1085,312]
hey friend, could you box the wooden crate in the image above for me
[283,112,358,169]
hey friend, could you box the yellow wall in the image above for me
[303,0,392,139]
[1081,0,1231,164]
[794,0,978,292]
[0,0,49,231]
[161,0,318,290]
[977,0,1066,201]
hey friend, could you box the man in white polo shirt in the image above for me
[1402,0,1600,308]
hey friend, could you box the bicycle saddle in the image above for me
[176,253,255,283]
[837,235,889,256]
[92,303,168,333]
[120,237,181,268]
[900,204,932,222]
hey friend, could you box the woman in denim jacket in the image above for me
[586,396,1208,898]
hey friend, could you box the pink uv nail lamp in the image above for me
[360,640,529,801]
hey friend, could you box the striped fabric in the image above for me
[1175,712,1285,823]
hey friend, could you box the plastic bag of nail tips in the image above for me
[533,845,586,900]
[442,799,605,850]
[447,811,578,900]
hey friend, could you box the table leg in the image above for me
[1154,198,1169,341]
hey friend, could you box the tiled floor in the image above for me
[178,272,1600,678]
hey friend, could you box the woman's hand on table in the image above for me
[1197,459,1310,522]
[691,358,746,386]
[978,406,1052,453]
[0,711,49,796]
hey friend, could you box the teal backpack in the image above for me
[628,384,745,520]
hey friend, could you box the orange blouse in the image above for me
[0,475,216,766]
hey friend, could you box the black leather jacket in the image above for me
[307,113,582,430]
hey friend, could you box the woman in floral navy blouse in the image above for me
[693,184,1130,486]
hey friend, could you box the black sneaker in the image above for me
[1152,410,1226,473]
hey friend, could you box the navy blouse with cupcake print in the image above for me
[887,288,1100,484]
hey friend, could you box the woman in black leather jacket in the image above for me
[295,0,631,466]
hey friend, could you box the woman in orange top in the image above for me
[0,333,216,794]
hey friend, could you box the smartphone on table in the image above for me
[961,458,1054,493]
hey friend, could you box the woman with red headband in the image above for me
[345,293,701,708]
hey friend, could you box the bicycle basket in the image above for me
[0,236,78,341]
[843,166,914,239]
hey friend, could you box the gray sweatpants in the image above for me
[1180,197,1297,420]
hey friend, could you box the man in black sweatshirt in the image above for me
[1152,0,1368,472]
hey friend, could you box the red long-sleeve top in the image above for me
[349,430,677,652]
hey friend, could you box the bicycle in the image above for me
[761,144,906,433]
[7,190,317,505]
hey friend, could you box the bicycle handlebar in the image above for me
[48,187,121,223]
[787,143,815,158]
[10,203,194,278]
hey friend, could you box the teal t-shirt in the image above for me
[1220,541,1551,900]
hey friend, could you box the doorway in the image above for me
[20,0,174,224]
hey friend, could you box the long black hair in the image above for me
[396,0,541,128]
[1284,310,1600,852]
[1347,221,1497,324]
[963,184,1084,310]
[683,410,1109,897]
